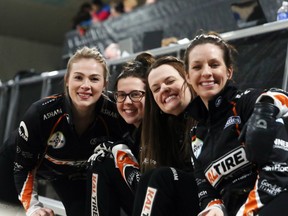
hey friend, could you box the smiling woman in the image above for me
[3,46,132,216]
[184,31,288,216]
[85,52,155,216]
[131,56,200,216]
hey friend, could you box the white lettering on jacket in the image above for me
[43,109,62,120]
[205,146,249,187]
[258,179,282,196]
[274,138,288,151]
[141,187,157,216]
[262,162,288,172]
[91,173,99,216]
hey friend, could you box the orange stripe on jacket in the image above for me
[275,94,288,106]
[242,186,260,216]
[21,172,34,210]
[116,150,139,179]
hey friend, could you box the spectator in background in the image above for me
[104,43,121,60]
[91,0,111,23]
[109,0,125,18]
[72,2,92,35]
[145,0,157,5]
[123,0,139,13]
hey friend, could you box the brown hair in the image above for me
[64,46,109,95]
[183,31,238,73]
[140,56,197,172]
[114,52,155,91]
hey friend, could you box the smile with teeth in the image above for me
[201,81,215,86]
[124,109,136,114]
[165,95,177,103]
[78,92,92,99]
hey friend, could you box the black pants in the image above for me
[258,191,288,216]
[132,167,200,216]
[51,175,87,216]
[86,157,134,216]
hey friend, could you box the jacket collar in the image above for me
[188,80,238,121]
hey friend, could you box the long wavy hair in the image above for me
[140,56,197,172]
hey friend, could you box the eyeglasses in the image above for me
[114,90,145,103]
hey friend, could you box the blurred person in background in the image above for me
[91,0,111,23]
[72,2,92,35]
[109,0,125,18]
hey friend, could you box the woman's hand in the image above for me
[31,207,55,216]
[203,208,224,216]
[87,141,114,165]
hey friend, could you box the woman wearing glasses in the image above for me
[86,52,155,216]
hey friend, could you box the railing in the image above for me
[0,20,288,215]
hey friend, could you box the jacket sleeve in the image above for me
[14,103,46,216]
[256,88,288,117]
[190,127,224,214]
[111,144,140,193]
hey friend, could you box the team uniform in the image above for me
[132,166,200,216]
[130,112,200,216]
[86,126,141,216]
[87,110,200,216]
[189,82,288,216]
[13,93,131,216]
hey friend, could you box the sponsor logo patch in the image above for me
[101,108,118,118]
[192,137,203,158]
[19,121,28,141]
[47,131,65,149]
[259,179,282,196]
[274,138,288,151]
[262,162,288,172]
[43,109,62,120]
[215,96,222,107]
[141,187,157,216]
[224,116,241,129]
[91,173,99,216]
[205,146,249,187]
[170,167,179,180]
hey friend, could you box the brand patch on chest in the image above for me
[47,131,65,149]
[224,116,241,129]
[205,146,249,187]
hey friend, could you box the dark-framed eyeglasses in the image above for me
[114,90,145,103]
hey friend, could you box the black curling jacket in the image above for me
[189,82,262,215]
[14,93,131,215]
